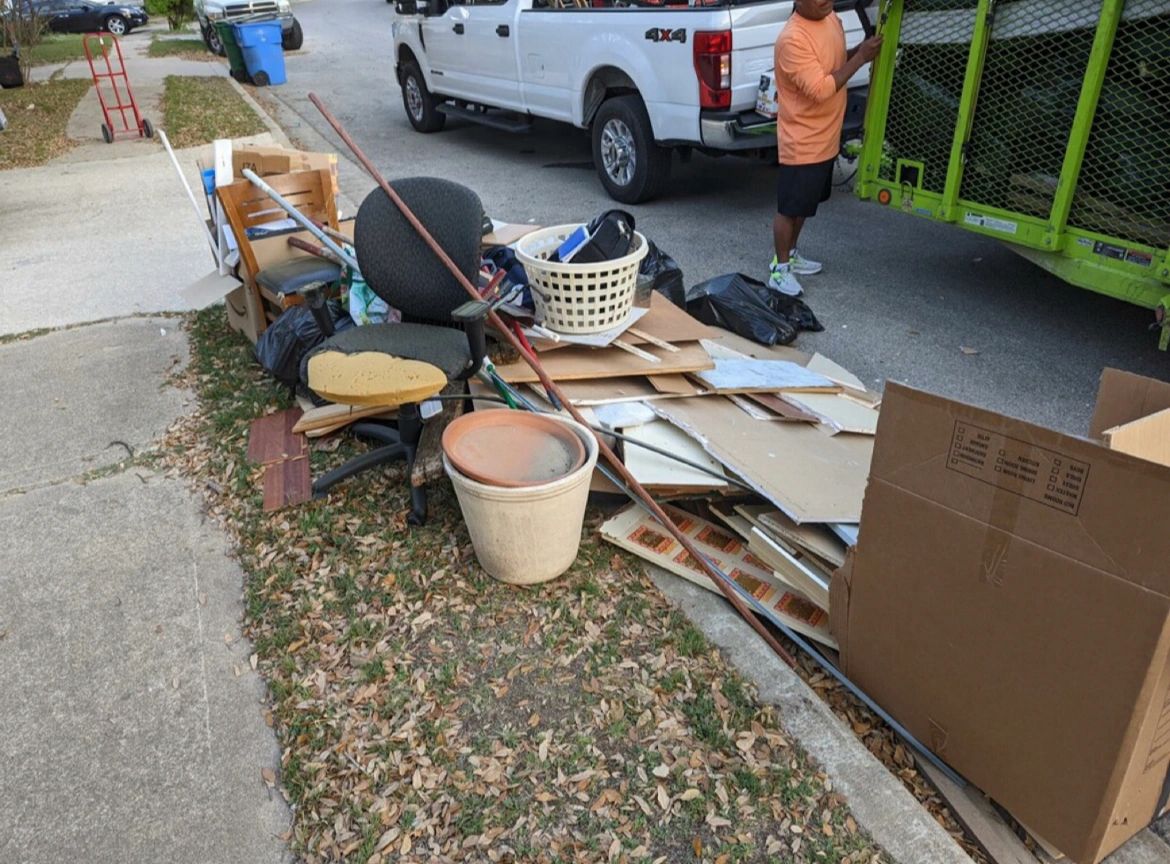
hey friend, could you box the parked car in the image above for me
[16,0,147,35]
[194,0,303,55]
[392,0,871,203]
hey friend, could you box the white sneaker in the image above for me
[768,261,804,296]
[788,249,823,276]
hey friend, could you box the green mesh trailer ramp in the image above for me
[855,0,1170,348]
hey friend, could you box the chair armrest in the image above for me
[451,300,490,380]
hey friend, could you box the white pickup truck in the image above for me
[391,0,871,203]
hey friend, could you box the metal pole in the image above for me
[240,168,360,272]
[308,91,798,670]
[158,128,219,257]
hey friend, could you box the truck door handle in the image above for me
[453,22,464,33]
[496,24,509,36]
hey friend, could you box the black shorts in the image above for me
[776,158,835,218]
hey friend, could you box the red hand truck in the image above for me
[82,33,154,143]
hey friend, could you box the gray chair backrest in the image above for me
[353,177,484,323]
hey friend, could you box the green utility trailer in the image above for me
[855,0,1170,348]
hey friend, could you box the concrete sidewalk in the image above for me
[1,39,293,864]
[2,34,291,337]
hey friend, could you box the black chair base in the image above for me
[311,403,428,525]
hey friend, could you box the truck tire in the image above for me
[592,95,671,204]
[401,60,446,133]
[282,18,304,51]
[204,24,226,56]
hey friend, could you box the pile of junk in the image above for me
[173,96,1170,864]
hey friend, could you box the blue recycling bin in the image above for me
[232,19,286,87]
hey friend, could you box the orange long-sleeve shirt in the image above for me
[774,11,848,165]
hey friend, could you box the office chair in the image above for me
[300,177,488,524]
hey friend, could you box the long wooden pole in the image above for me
[308,93,796,668]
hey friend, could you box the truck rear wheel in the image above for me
[592,95,670,204]
[401,61,446,134]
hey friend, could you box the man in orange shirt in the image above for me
[769,0,881,296]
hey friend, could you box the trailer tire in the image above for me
[592,94,670,204]
[401,60,445,133]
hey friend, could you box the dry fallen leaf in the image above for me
[959,346,980,355]
[261,767,276,787]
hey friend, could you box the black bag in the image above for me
[641,240,685,307]
[0,53,23,89]
[255,302,353,387]
[684,273,823,346]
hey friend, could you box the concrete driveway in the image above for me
[267,0,1168,434]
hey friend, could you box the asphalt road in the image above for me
[271,0,1168,433]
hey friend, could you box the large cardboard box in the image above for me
[832,371,1170,864]
[231,145,339,197]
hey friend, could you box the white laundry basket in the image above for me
[515,224,648,335]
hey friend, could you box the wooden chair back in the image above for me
[217,168,339,284]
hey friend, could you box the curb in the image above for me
[225,76,295,149]
[651,568,975,864]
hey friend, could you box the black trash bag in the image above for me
[684,273,823,347]
[641,240,685,307]
[255,301,354,387]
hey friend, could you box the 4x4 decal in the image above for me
[644,27,685,44]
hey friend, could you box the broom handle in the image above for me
[307,92,796,669]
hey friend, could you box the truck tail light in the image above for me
[693,30,732,110]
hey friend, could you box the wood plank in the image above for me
[292,402,399,434]
[651,396,873,524]
[648,373,702,396]
[411,380,467,488]
[781,392,880,436]
[748,527,831,611]
[262,456,311,512]
[917,760,1040,864]
[492,339,713,384]
[246,408,306,465]
[746,392,819,423]
[1103,407,1170,468]
[529,292,715,351]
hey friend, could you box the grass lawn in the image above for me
[148,35,214,60]
[0,78,90,169]
[161,74,266,147]
[163,307,895,864]
[25,33,88,66]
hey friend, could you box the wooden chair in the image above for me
[217,168,342,333]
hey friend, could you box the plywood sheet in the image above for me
[758,508,848,568]
[746,393,819,423]
[806,353,867,391]
[529,292,715,351]
[492,340,713,384]
[651,396,872,524]
[262,456,311,512]
[648,373,702,396]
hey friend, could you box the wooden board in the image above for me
[292,402,398,434]
[411,381,467,488]
[492,339,713,384]
[781,392,880,436]
[651,396,873,524]
[530,292,716,352]
[247,408,306,465]
[261,456,311,512]
[748,527,831,611]
[1103,407,1170,467]
[482,221,540,247]
[746,392,819,423]
[648,373,703,396]
[917,760,1040,864]
[806,353,867,391]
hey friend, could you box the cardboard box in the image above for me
[832,371,1170,864]
[224,283,261,345]
[231,145,339,197]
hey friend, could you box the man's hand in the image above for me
[854,35,883,63]
[834,34,883,90]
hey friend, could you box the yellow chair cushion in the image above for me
[307,351,447,407]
